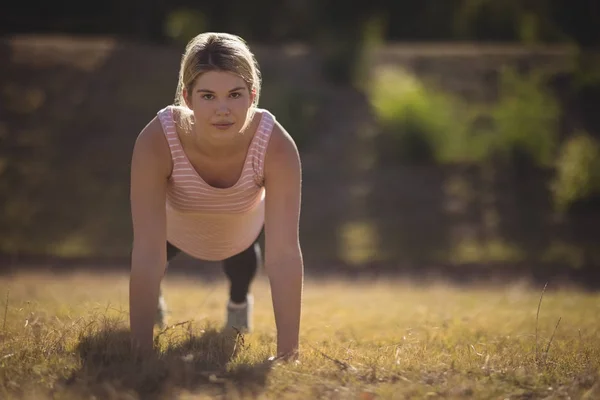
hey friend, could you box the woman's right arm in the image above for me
[129,116,171,356]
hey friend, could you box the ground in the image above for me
[0,270,598,399]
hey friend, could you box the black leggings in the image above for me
[165,239,262,304]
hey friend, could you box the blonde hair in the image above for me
[174,32,262,131]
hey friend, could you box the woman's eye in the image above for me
[230,92,242,99]
[201,94,214,100]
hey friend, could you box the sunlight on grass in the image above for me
[0,272,599,399]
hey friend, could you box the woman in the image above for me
[129,32,303,361]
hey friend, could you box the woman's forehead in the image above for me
[194,70,247,91]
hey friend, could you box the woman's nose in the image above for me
[216,102,230,116]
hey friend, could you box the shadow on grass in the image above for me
[63,323,273,399]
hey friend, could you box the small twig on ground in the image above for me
[535,282,548,362]
[543,317,561,362]
[307,343,357,372]
[108,306,128,316]
[155,320,194,341]
[230,328,245,358]
[2,290,9,340]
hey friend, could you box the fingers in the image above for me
[268,349,300,364]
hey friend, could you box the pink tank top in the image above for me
[156,106,275,261]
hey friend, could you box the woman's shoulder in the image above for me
[136,115,168,152]
[263,113,298,163]
[158,104,192,122]
[132,115,172,176]
[136,105,183,157]
[255,107,277,123]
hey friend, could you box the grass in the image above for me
[0,271,599,399]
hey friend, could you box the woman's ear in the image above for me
[183,88,193,109]
[251,88,257,103]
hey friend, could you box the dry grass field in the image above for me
[0,270,598,399]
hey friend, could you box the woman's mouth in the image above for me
[213,122,234,130]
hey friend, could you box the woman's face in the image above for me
[184,70,254,142]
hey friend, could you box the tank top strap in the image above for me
[156,106,181,161]
[250,109,276,186]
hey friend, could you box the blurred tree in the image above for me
[452,0,567,43]
[2,0,597,47]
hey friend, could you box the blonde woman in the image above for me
[129,32,303,361]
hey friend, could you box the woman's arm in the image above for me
[263,122,304,359]
[129,117,171,356]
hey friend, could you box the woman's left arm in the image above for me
[263,122,304,360]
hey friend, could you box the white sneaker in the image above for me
[225,294,253,333]
[155,294,167,329]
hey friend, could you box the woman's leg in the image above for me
[222,241,261,304]
[166,241,182,263]
[222,239,262,332]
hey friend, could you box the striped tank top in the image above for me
[156,106,276,261]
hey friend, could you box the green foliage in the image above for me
[368,67,491,165]
[489,68,561,168]
[369,66,562,168]
[552,132,600,212]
